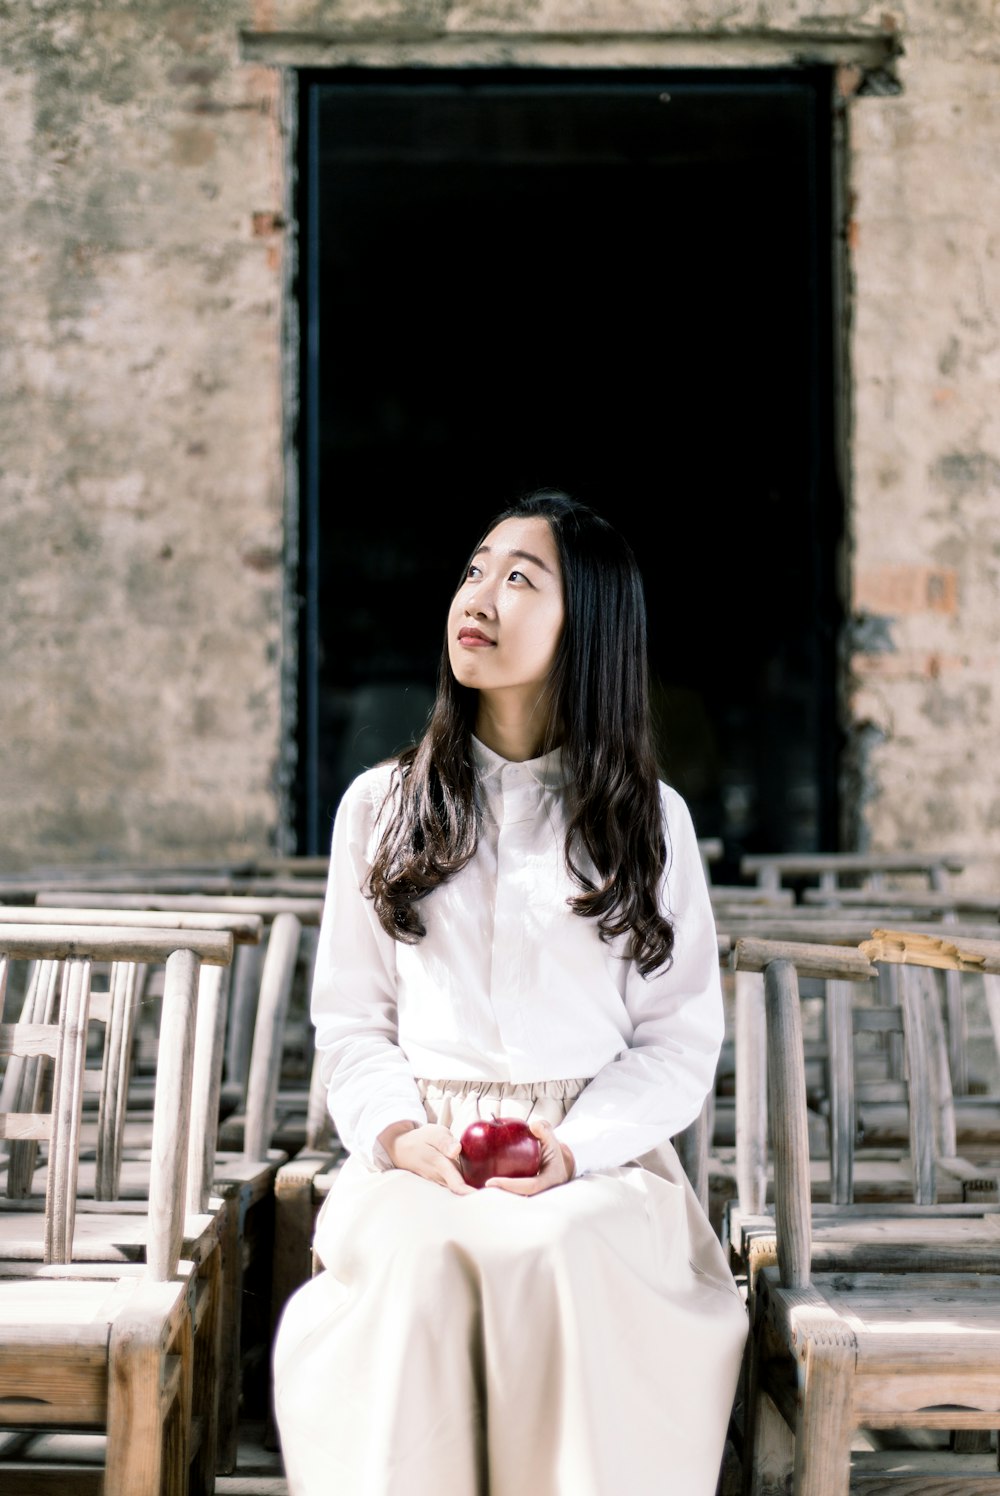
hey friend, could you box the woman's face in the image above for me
[447,515,565,707]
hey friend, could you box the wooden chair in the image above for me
[0,901,279,1475]
[0,922,234,1495]
[0,925,239,1488]
[721,927,999,1463]
[735,934,1000,1495]
[714,910,1000,1171]
[725,934,1000,1285]
[32,890,325,1125]
[720,937,949,1277]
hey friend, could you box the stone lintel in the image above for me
[238,27,901,78]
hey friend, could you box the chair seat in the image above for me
[759,1265,1000,1421]
[0,1271,192,1425]
[0,1207,219,1262]
[730,1202,1000,1281]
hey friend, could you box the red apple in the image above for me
[458,1115,542,1189]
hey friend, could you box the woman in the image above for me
[273,488,747,1496]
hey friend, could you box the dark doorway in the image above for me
[294,66,844,877]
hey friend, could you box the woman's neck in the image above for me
[474,696,553,764]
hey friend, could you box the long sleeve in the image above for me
[552,785,725,1177]
[310,746,725,1181]
[310,766,427,1165]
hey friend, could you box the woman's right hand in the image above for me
[378,1121,477,1195]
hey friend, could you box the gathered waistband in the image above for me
[416,1077,590,1104]
[414,1077,590,1134]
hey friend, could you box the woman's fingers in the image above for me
[484,1120,573,1194]
[392,1117,572,1196]
[392,1124,476,1193]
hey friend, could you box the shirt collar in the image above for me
[471,735,569,791]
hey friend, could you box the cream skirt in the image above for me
[272,1079,748,1496]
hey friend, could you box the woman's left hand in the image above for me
[484,1119,575,1195]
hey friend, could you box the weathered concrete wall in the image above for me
[1,0,998,890]
[1,3,289,869]
[848,8,1000,890]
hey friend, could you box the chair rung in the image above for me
[0,1463,104,1493]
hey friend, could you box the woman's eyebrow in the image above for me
[473,544,553,575]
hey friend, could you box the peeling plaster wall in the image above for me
[1,1,998,889]
[848,10,1000,889]
[1,3,289,867]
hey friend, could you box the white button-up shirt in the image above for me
[311,737,725,1177]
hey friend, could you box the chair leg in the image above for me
[190,1236,223,1495]
[211,1189,243,1474]
[107,1283,192,1496]
[793,1324,855,1496]
[742,1317,794,1496]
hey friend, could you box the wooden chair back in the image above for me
[0,923,232,1272]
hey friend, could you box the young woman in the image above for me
[273,489,748,1496]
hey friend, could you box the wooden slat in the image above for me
[717,914,1000,941]
[734,970,767,1216]
[44,958,90,1264]
[806,886,1000,914]
[0,1468,103,1493]
[242,913,303,1163]
[0,904,264,944]
[731,937,875,981]
[34,891,325,924]
[861,927,1000,973]
[764,960,812,1288]
[145,949,199,1281]
[742,852,966,878]
[0,1023,59,1058]
[0,924,233,965]
[0,1115,53,1141]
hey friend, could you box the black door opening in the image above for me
[294,66,844,877]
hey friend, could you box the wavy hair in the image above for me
[365,488,675,975]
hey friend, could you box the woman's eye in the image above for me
[465,563,482,580]
[508,569,529,584]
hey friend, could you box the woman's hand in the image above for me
[484,1119,575,1195]
[378,1121,477,1195]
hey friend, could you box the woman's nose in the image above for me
[467,582,497,617]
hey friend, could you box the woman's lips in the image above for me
[457,628,494,646]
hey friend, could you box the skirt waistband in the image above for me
[415,1077,590,1135]
[415,1077,590,1104]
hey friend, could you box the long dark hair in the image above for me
[365,488,675,975]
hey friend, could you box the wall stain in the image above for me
[931,450,1000,494]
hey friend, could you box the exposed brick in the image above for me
[854,566,959,617]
